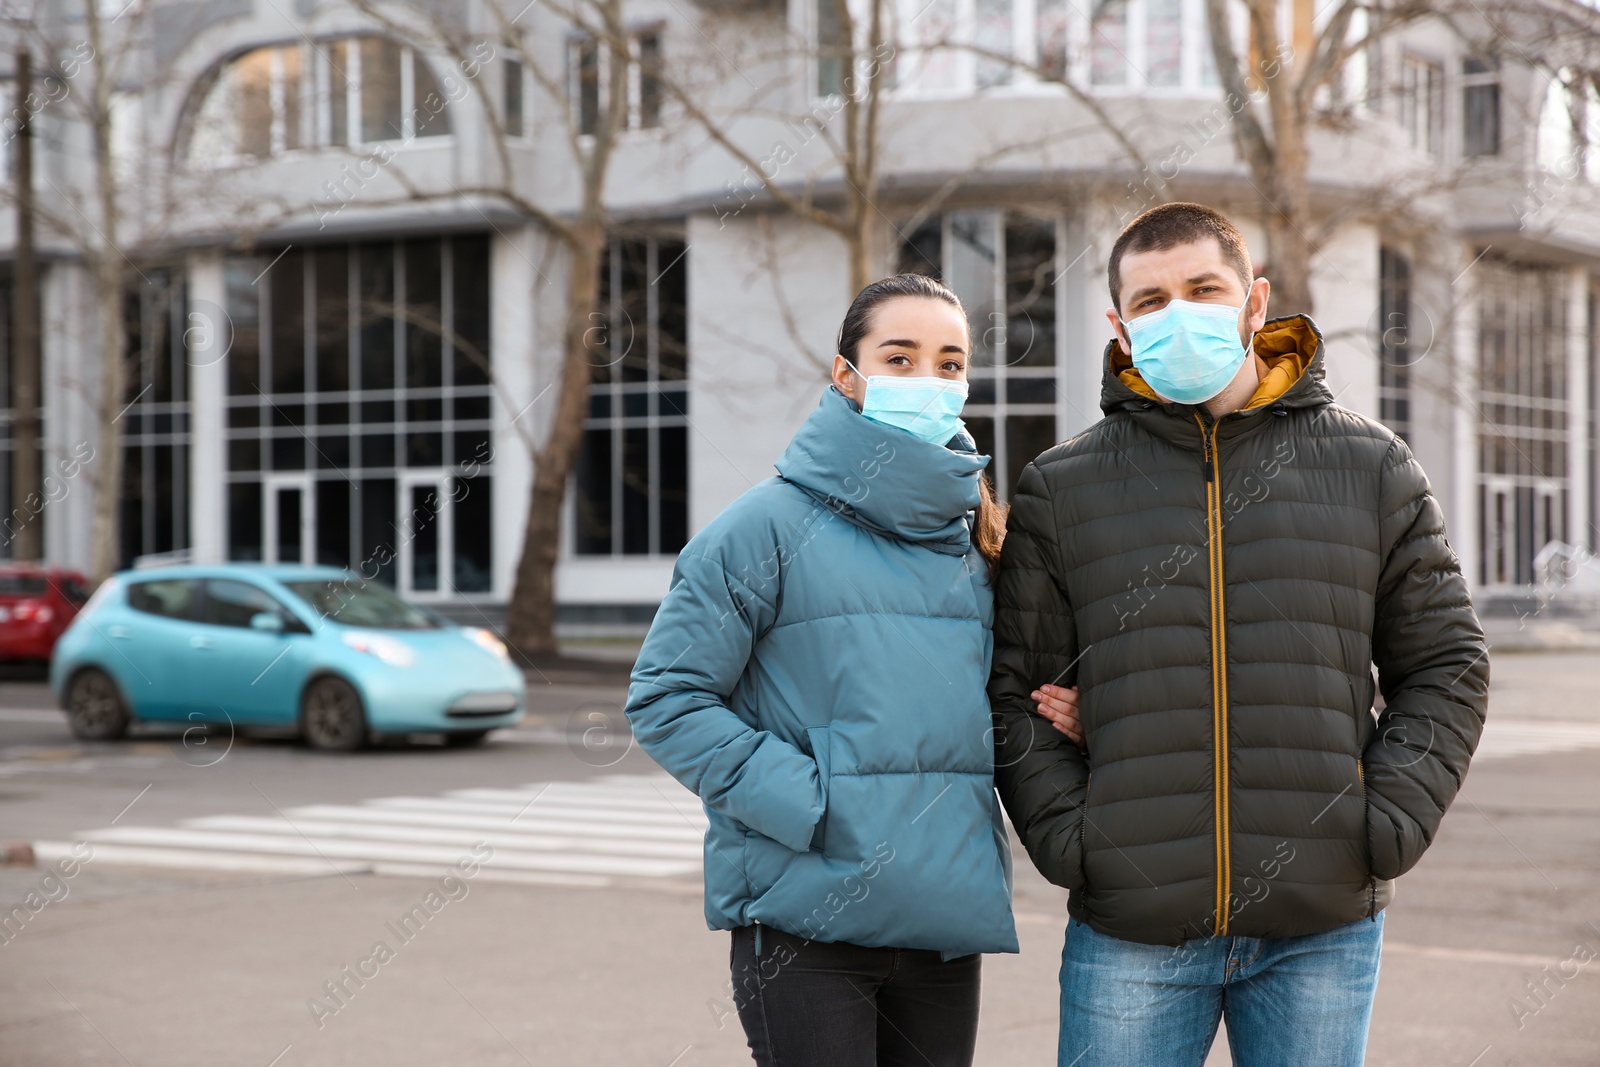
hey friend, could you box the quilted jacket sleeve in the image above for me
[625,532,825,853]
[1363,436,1490,880]
[989,459,1092,890]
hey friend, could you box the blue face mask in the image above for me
[1122,299,1251,405]
[847,364,969,445]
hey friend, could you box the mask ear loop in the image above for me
[842,359,871,406]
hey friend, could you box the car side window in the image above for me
[126,579,203,620]
[205,580,295,629]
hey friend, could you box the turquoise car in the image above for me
[49,565,525,750]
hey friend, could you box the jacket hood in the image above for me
[1100,314,1335,418]
[775,386,989,555]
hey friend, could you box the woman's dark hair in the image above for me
[837,273,1009,580]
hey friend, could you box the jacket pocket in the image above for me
[1358,756,1377,914]
[805,726,832,853]
[1076,768,1093,887]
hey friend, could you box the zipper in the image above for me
[1197,413,1231,936]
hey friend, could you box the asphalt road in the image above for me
[1,652,1597,1066]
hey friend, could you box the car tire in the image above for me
[66,668,131,741]
[443,729,492,748]
[300,676,368,752]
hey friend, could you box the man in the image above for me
[989,202,1488,1067]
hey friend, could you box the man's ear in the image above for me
[1244,277,1271,334]
[1104,307,1131,356]
[831,354,859,400]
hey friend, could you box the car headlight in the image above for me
[465,627,511,661]
[340,631,415,667]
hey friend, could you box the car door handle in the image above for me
[106,625,131,639]
[190,635,216,650]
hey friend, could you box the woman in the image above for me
[625,274,1077,1065]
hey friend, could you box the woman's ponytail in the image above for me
[974,472,1006,582]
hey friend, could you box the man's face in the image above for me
[1105,237,1270,357]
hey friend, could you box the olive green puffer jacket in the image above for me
[990,315,1489,946]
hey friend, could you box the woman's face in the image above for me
[831,296,970,404]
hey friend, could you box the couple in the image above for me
[625,203,1489,1067]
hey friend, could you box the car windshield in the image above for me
[284,579,439,630]
[0,575,48,596]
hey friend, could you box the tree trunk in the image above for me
[88,256,126,580]
[503,227,605,661]
[85,0,124,581]
[1260,114,1316,316]
[11,49,40,563]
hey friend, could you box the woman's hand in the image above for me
[1031,684,1084,749]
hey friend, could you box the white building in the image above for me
[4,0,1598,627]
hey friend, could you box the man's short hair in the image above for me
[1108,203,1254,312]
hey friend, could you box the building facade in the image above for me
[2,0,1597,626]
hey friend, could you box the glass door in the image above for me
[398,470,453,599]
[263,474,315,565]
[1480,476,1567,588]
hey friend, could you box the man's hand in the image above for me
[1031,684,1083,748]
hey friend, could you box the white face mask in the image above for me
[846,362,969,445]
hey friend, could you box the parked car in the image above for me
[50,564,525,750]
[0,565,92,663]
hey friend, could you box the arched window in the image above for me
[180,35,452,166]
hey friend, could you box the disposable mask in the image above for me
[1123,299,1251,405]
[847,364,968,445]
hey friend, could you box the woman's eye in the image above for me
[942,361,964,373]
[886,354,910,365]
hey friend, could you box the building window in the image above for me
[1377,247,1413,441]
[1538,68,1600,181]
[1462,55,1500,158]
[573,234,689,557]
[817,0,848,96]
[892,0,1216,96]
[568,28,663,135]
[897,208,1060,501]
[181,35,451,165]
[1398,53,1442,156]
[120,270,193,567]
[1477,256,1569,588]
[1089,0,1216,91]
[222,235,493,598]
[504,46,525,139]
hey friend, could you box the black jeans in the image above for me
[730,924,982,1067]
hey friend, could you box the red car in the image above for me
[0,566,92,662]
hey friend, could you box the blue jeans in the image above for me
[1058,912,1384,1067]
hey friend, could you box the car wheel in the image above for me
[300,676,368,752]
[66,669,130,741]
[443,729,492,748]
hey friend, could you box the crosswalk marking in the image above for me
[33,773,708,887]
[20,721,1600,888]
[1472,719,1600,760]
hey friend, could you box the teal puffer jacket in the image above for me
[625,386,1019,956]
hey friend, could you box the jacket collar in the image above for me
[775,386,989,555]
